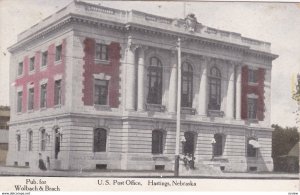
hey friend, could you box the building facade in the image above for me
[7,1,278,172]
[0,106,10,165]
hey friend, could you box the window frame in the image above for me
[16,134,21,151]
[40,83,47,109]
[93,128,107,152]
[147,57,163,105]
[29,57,35,72]
[95,43,109,61]
[247,137,258,157]
[247,97,257,120]
[213,134,224,157]
[55,45,62,62]
[152,130,164,154]
[248,69,258,84]
[17,62,23,76]
[41,51,48,68]
[28,87,34,111]
[94,79,109,105]
[28,131,33,151]
[208,67,221,110]
[54,79,62,106]
[17,91,23,113]
[40,129,46,151]
[181,62,193,108]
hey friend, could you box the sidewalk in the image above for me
[0,165,298,179]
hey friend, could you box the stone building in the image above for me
[0,106,10,165]
[7,1,278,172]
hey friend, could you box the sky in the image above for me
[0,0,299,127]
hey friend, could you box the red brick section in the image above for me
[241,66,265,121]
[15,39,66,112]
[82,38,121,108]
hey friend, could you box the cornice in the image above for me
[9,12,278,63]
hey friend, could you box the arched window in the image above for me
[152,130,164,154]
[213,134,223,156]
[247,137,258,157]
[40,129,46,151]
[182,62,193,107]
[94,128,107,152]
[209,67,221,110]
[28,130,33,151]
[147,57,162,104]
[16,134,21,151]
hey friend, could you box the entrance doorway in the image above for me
[54,128,60,159]
[183,131,195,155]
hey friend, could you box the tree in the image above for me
[272,124,299,172]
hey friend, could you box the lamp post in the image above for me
[174,37,182,177]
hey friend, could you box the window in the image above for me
[28,88,34,110]
[28,131,33,151]
[54,80,62,105]
[147,57,162,104]
[182,62,193,107]
[55,45,62,61]
[93,128,107,152]
[152,130,164,154]
[247,98,257,119]
[209,67,221,110]
[17,91,23,113]
[16,134,21,151]
[41,51,48,67]
[248,69,257,83]
[40,83,47,108]
[213,134,223,156]
[95,43,109,61]
[29,57,35,72]
[247,137,258,157]
[40,129,46,151]
[94,79,109,105]
[18,62,23,76]
[183,131,195,155]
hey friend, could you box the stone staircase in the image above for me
[180,161,224,176]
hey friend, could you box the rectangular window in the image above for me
[41,51,48,67]
[247,139,258,157]
[152,130,164,154]
[94,128,107,152]
[29,57,35,72]
[28,131,33,151]
[95,43,109,61]
[54,80,62,105]
[213,134,223,156]
[55,45,62,61]
[247,98,257,119]
[17,91,23,112]
[18,62,23,76]
[40,83,47,108]
[248,69,257,83]
[94,79,109,105]
[40,129,46,151]
[28,88,34,110]
[16,134,21,151]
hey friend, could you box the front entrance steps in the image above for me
[179,161,223,176]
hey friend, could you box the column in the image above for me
[226,64,235,118]
[168,51,177,113]
[137,47,145,111]
[235,65,242,120]
[198,57,208,115]
[125,45,136,111]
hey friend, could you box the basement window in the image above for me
[96,164,107,170]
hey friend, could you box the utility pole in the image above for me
[174,37,182,177]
